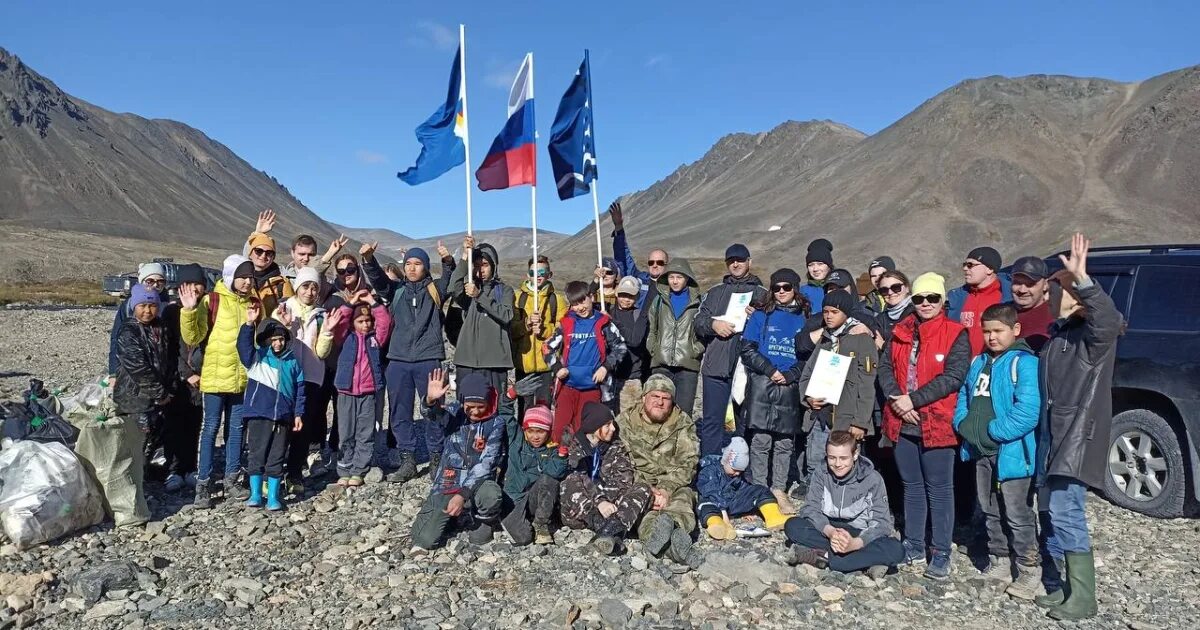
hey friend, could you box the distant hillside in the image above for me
[550,67,1200,275]
[335,224,567,264]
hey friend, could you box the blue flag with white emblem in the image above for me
[548,51,598,201]
[397,46,466,186]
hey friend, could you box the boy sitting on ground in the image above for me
[696,437,789,541]
[500,405,569,546]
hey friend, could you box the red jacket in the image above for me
[882,313,967,448]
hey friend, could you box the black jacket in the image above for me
[114,317,174,415]
[873,302,916,345]
[738,302,805,434]
[694,274,769,378]
[793,305,881,364]
[609,305,650,382]
[363,254,455,363]
[1037,282,1123,489]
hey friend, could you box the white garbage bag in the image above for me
[0,440,105,549]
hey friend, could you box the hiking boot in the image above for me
[285,478,304,496]
[1047,551,1097,621]
[533,522,554,545]
[901,539,927,569]
[427,453,442,481]
[386,452,418,483]
[163,474,185,493]
[785,546,829,570]
[1006,565,1043,601]
[468,521,495,546]
[590,535,623,556]
[666,528,694,565]
[192,479,213,509]
[924,550,952,580]
[224,475,247,501]
[981,554,1012,581]
[347,476,364,488]
[1036,557,1067,608]
[645,514,676,558]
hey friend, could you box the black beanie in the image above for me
[806,239,834,267]
[769,268,802,288]
[966,247,1002,272]
[234,260,257,280]
[868,256,895,273]
[579,401,614,436]
[177,263,207,287]
[822,290,856,316]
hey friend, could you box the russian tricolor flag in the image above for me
[475,53,536,191]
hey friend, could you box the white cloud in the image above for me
[356,150,388,165]
[645,54,669,69]
[408,20,457,51]
[484,59,521,90]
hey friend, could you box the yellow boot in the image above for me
[705,515,737,541]
[760,502,790,531]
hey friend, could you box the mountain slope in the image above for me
[0,47,341,251]
[551,67,1200,275]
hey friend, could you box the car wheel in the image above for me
[1105,409,1187,518]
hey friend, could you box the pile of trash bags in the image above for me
[0,376,150,549]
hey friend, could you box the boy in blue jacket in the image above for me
[237,303,305,511]
[697,437,789,541]
[952,303,1041,599]
[410,370,508,551]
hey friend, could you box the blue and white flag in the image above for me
[548,51,597,201]
[397,46,467,185]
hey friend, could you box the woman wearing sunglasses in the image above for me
[738,268,810,513]
[872,270,915,347]
[877,272,970,580]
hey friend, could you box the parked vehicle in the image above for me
[1030,245,1200,518]
[102,259,220,299]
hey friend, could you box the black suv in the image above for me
[1039,244,1200,518]
[102,259,221,299]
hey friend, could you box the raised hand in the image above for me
[351,288,375,305]
[178,283,201,309]
[1058,232,1091,284]
[436,240,450,259]
[256,209,276,234]
[324,234,349,260]
[359,241,378,259]
[427,368,449,401]
[322,307,344,332]
[275,304,293,327]
[608,201,623,229]
[246,302,261,325]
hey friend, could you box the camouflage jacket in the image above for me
[617,405,700,494]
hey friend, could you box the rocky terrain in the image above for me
[1,307,1198,629]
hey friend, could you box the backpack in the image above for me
[397,282,442,308]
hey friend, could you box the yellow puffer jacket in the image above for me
[180,280,255,394]
[511,282,568,374]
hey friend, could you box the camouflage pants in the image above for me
[559,472,653,537]
[635,486,697,540]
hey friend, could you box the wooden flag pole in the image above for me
[459,24,474,279]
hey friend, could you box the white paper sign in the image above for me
[803,349,853,406]
[714,291,754,333]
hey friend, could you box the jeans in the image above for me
[199,392,244,480]
[785,517,905,573]
[652,366,698,417]
[749,430,794,491]
[245,418,289,478]
[894,433,955,553]
[386,360,440,455]
[975,456,1038,566]
[1044,475,1090,558]
[805,422,830,484]
[700,374,733,456]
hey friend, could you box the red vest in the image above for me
[882,313,963,448]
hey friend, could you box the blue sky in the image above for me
[2,1,1197,237]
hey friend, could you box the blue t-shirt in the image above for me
[669,289,690,319]
[564,311,604,390]
[742,308,807,371]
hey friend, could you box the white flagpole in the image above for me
[459,24,474,279]
[529,53,539,316]
[591,183,606,313]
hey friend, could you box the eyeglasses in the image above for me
[647,259,667,267]
[962,261,982,270]
[912,294,942,305]
[143,278,166,287]
[772,283,793,293]
[252,248,276,258]
[336,266,359,276]
[878,283,905,296]
[527,269,548,278]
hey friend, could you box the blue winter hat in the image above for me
[130,284,161,309]
[405,247,431,270]
[722,437,750,472]
[458,372,492,405]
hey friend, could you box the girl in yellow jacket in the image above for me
[179,255,260,508]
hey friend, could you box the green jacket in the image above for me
[618,404,700,495]
[647,258,704,372]
[448,243,516,369]
[503,414,569,501]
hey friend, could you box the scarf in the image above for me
[887,297,913,321]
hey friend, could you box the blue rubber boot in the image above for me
[245,474,263,508]
[266,477,284,511]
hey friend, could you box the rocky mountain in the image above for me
[334,224,568,264]
[550,67,1200,275]
[0,47,343,253]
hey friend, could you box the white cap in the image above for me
[293,266,322,289]
[138,262,166,283]
[616,276,642,296]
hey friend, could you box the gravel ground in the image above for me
[1,307,1198,630]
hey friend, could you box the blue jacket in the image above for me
[612,228,654,309]
[741,306,807,371]
[947,274,1013,323]
[237,325,306,421]
[952,343,1040,481]
[423,391,507,501]
[696,454,762,514]
[799,283,824,313]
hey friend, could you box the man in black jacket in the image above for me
[1035,234,1123,621]
[694,244,769,456]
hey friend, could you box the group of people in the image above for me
[109,204,1120,621]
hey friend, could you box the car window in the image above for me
[1129,265,1200,332]
[1089,270,1132,317]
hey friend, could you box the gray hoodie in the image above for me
[798,456,895,546]
[448,243,515,369]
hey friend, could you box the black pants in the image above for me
[652,366,698,417]
[500,474,561,545]
[287,381,325,480]
[149,393,201,477]
[785,517,905,573]
[246,418,290,479]
[317,371,340,451]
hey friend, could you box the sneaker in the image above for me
[533,523,554,545]
[347,476,364,488]
[163,474,185,493]
[901,539,927,569]
[866,565,890,580]
[786,546,829,570]
[645,514,676,558]
[924,550,952,580]
[224,475,248,501]
[666,528,693,565]
[981,555,1012,581]
[1005,565,1043,601]
[192,479,213,509]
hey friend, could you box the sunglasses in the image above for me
[725,257,748,264]
[336,266,359,276]
[772,283,793,293]
[527,269,549,278]
[647,259,667,267]
[912,294,942,305]
[603,269,617,276]
[962,261,982,270]
[252,248,276,258]
[878,283,905,296]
